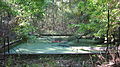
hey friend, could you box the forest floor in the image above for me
[0,54,100,67]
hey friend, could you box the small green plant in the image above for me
[6,56,13,67]
[27,35,38,43]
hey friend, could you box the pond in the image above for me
[6,36,106,54]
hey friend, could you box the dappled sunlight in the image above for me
[0,0,119,67]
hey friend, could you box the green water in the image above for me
[8,37,105,54]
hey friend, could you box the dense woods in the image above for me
[0,0,120,67]
[0,0,120,38]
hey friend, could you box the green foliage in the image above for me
[6,56,13,67]
[9,0,45,18]
[3,0,47,40]
[14,21,36,40]
[0,0,119,38]
[68,0,120,37]
[0,0,12,14]
[77,0,108,36]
